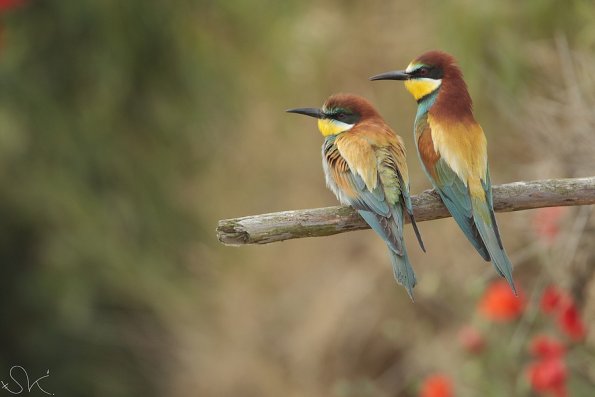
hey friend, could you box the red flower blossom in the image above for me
[526,358,567,397]
[458,325,485,354]
[540,285,570,315]
[478,280,525,322]
[419,374,453,397]
[529,335,566,359]
[532,207,567,245]
[558,302,587,341]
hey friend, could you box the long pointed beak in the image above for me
[369,70,410,81]
[286,107,323,119]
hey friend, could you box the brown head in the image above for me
[286,93,382,137]
[370,50,473,119]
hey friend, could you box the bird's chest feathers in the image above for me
[426,115,487,183]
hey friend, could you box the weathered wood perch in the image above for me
[217,177,595,246]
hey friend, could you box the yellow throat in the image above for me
[317,118,354,137]
[404,78,442,101]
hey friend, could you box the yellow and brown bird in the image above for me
[287,93,425,298]
[371,51,516,293]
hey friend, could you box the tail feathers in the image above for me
[387,205,417,300]
[357,206,417,300]
[409,211,426,252]
[401,184,426,252]
[358,210,403,255]
[389,247,417,301]
[472,196,517,294]
[438,190,491,261]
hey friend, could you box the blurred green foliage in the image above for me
[0,1,233,395]
[0,0,310,394]
[435,0,595,95]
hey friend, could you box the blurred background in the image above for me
[0,0,593,396]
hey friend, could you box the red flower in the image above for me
[532,207,567,245]
[558,302,587,341]
[419,374,453,397]
[478,280,525,322]
[526,358,567,397]
[458,326,485,354]
[529,335,566,359]
[540,285,569,315]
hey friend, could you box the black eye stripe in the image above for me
[415,66,430,76]
[412,65,443,79]
[325,110,360,124]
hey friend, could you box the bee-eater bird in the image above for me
[370,51,516,293]
[287,93,425,299]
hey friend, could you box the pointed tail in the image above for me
[388,204,416,300]
[471,193,516,294]
[357,204,417,300]
[389,246,417,301]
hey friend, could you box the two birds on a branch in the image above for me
[287,51,516,300]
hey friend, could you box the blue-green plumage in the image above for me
[289,93,424,299]
[413,97,491,261]
[370,50,516,293]
[358,206,416,298]
[415,91,438,120]
[411,76,514,292]
[322,128,418,299]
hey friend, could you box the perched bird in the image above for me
[287,93,425,299]
[370,50,516,293]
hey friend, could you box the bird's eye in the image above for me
[337,113,346,120]
[418,67,429,76]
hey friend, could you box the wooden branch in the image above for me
[217,177,595,246]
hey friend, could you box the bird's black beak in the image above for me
[286,107,323,119]
[369,70,410,81]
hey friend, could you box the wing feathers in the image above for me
[336,134,378,192]
[323,125,420,297]
[418,116,515,291]
[428,115,487,183]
